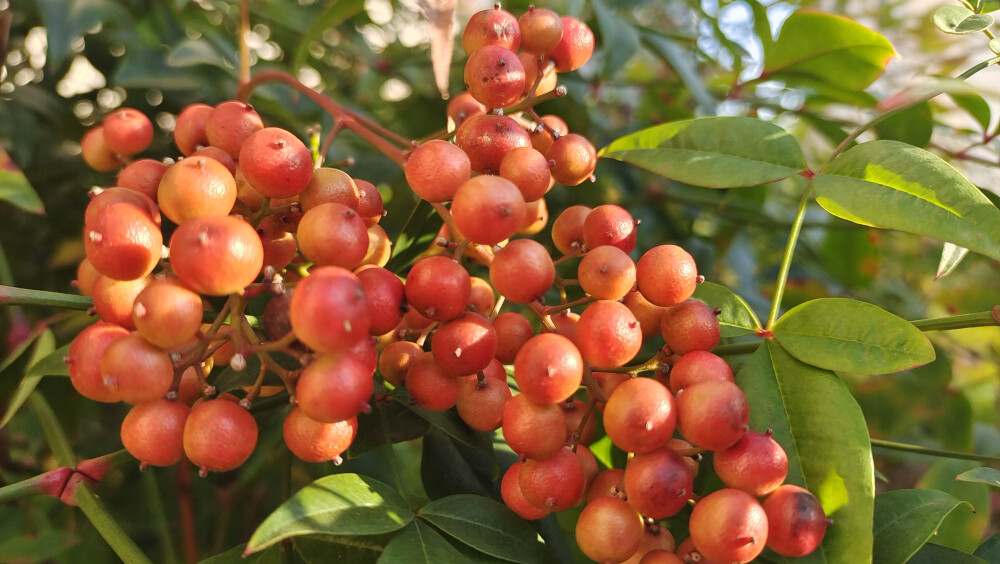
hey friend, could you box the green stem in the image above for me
[0,473,54,503]
[0,286,93,311]
[766,183,813,328]
[871,438,1000,464]
[912,310,999,331]
[74,483,155,564]
[957,55,1000,79]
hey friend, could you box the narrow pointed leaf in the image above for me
[872,489,972,564]
[294,534,393,563]
[0,329,56,428]
[198,543,281,564]
[692,281,761,337]
[950,93,991,132]
[390,388,493,454]
[772,298,935,375]
[814,140,1000,261]
[592,0,640,75]
[934,6,995,34]
[764,10,895,90]
[418,494,550,564]
[245,474,412,554]
[955,467,1000,489]
[378,521,465,564]
[974,534,1000,560]
[0,147,44,215]
[599,117,807,188]
[937,243,970,279]
[736,342,874,563]
[911,543,987,564]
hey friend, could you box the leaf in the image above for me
[599,117,807,188]
[910,543,987,564]
[991,37,1000,54]
[917,459,990,552]
[872,488,972,564]
[415,0,456,98]
[933,6,995,34]
[37,0,132,70]
[245,473,413,554]
[0,147,44,215]
[420,429,493,500]
[772,298,934,375]
[197,543,281,564]
[390,388,493,454]
[821,227,879,288]
[292,0,366,71]
[0,329,55,429]
[950,93,991,132]
[937,243,970,279]
[736,342,874,563]
[873,101,933,147]
[418,494,550,564]
[294,534,393,564]
[166,39,236,70]
[982,0,1000,13]
[692,281,761,337]
[592,0,640,76]
[764,10,895,91]
[955,467,1000,488]
[974,533,1000,560]
[378,521,465,564]
[350,399,432,457]
[25,343,71,378]
[385,199,440,272]
[814,140,1000,261]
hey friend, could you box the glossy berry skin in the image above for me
[519,447,586,511]
[501,393,567,460]
[763,485,829,557]
[283,407,358,463]
[174,103,213,156]
[547,16,595,72]
[102,108,154,156]
[84,202,162,282]
[158,156,237,224]
[405,352,461,411]
[183,399,258,473]
[660,299,721,355]
[689,488,768,564]
[489,239,554,304]
[464,45,526,109]
[713,430,788,497]
[431,312,497,377]
[501,461,550,520]
[575,496,644,564]
[518,7,564,54]
[81,126,123,171]
[205,100,264,159]
[451,175,527,246]
[551,205,591,255]
[355,265,405,336]
[493,312,535,364]
[117,159,168,201]
[582,204,637,253]
[296,354,374,423]
[668,350,733,394]
[455,372,511,432]
[299,167,361,211]
[99,334,174,404]
[238,127,313,198]
[546,133,597,186]
[290,266,370,354]
[378,340,422,387]
[499,146,552,202]
[603,377,676,454]
[636,245,699,307]
[455,114,531,175]
[676,380,749,451]
[462,6,520,55]
[132,277,203,350]
[513,333,583,404]
[120,399,189,466]
[67,322,129,403]
[578,245,636,301]
[296,203,369,269]
[623,446,694,519]
[574,300,643,370]
[168,215,263,296]
[404,140,470,203]
[405,256,470,322]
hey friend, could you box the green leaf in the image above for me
[378,521,465,564]
[950,93,991,132]
[955,467,1000,488]
[872,489,972,564]
[37,0,132,70]
[599,117,807,188]
[245,473,413,554]
[814,140,1000,261]
[350,399,432,457]
[197,543,281,564]
[166,38,236,70]
[937,243,969,280]
[910,543,987,564]
[418,495,550,564]
[292,0,366,71]
[764,10,895,90]
[974,534,1000,560]
[693,281,761,337]
[390,389,493,455]
[873,101,933,147]
[0,329,56,429]
[385,199,440,272]
[737,342,874,563]
[420,429,493,500]
[933,6,995,34]
[982,0,1000,13]
[772,298,935,375]
[592,0,640,75]
[821,227,879,288]
[294,534,393,564]
[917,459,990,552]
[25,343,71,378]
[0,147,44,215]
[991,37,1000,54]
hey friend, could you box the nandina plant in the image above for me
[1,1,999,563]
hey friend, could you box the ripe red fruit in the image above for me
[713,429,789,497]
[676,379,749,451]
[575,496,645,564]
[456,372,512,431]
[583,204,638,253]
[76,258,101,297]
[205,100,264,159]
[574,300,643,370]
[404,140,470,203]
[623,446,694,519]
[578,245,636,300]
[551,204,591,255]
[455,114,531,174]
[636,245,698,307]
[290,266,370,354]
[84,202,162,281]
[283,406,358,463]
[121,399,189,466]
[763,484,829,557]
[464,45,526,109]
[85,187,161,229]
[355,179,385,227]
[91,275,149,329]
[623,290,666,339]
[547,133,597,186]
[405,352,461,411]
[490,238,555,304]
[355,265,405,336]
[518,7,564,55]
[587,468,626,503]
[257,216,298,271]
[296,203,369,269]
[99,333,174,404]
[81,126,124,171]
[468,276,496,315]
[447,91,487,127]
[493,312,535,364]
[299,167,361,211]
[603,377,676,454]
[513,333,583,404]
[132,277,203,349]
[501,461,550,520]
[378,340,422,387]
[551,310,579,340]
[668,350,733,393]
[66,322,129,403]
[689,488,768,564]
[501,393,568,460]
[173,103,213,156]
[462,6,520,55]
[660,299,721,355]
[530,114,569,155]
[157,157,237,223]
[168,215,263,296]
[431,312,497,377]
[519,447,586,511]
[547,16,595,72]
[451,175,527,245]
[562,398,597,446]
[117,159,168,201]
[499,146,552,202]
[102,108,154,156]
[296,354,374,423]
[238,127,313,198]
[183,399,258,473]
[405,256,470,321]
[519,52,557,97]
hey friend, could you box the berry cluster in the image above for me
[65,4,829,563]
